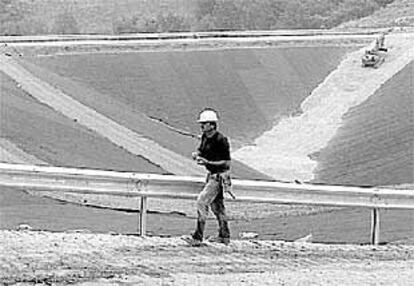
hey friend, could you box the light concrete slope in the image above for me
[234,33,414,182]
[0,55,205,176]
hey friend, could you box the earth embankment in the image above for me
[10,33,412,186]
[0,54,207,177]
[0,71,164,173]
[314,61,414,186]
[233,33,414,183]
[17,46,350,154]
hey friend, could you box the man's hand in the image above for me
[192,152,208,166]
[224,190,236,200]
[195,156,208,166]
[191,152,199,160]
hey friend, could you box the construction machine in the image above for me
[362,33,388,68]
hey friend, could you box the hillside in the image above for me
[18,46,350,147]
[233,33,414,184]
[0,0,196,35]
[1,0,395,35]
[337,0,414,28]
[0,70,164,173]
[1,33,412,186]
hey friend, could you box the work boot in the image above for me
[207,236,230,245]
[181,235,203,247]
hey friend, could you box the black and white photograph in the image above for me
[0,0,413,285]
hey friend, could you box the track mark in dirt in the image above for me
[0,138,44,164]
[233,33,414,181]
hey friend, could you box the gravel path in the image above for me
[1,230,413,285]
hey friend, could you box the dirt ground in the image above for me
[1,230,413,286]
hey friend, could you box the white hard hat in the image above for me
[197,109,219,123]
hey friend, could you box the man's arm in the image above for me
[196,157,230,169]
[192,134,203,160]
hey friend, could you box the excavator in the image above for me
[362,33,388,68]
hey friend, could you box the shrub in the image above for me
[52,11,80,34]
[114,13,190,34]
[374,0,394,7]
[113,16,143,34]
[152,12,191,32]
[0,0,25,35]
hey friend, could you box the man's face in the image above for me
[199,122,214,133]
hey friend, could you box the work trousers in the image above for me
[192,174,230,241]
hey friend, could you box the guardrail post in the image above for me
[135,179,149,236]
[370,208,380,245]
[139,196,147,237]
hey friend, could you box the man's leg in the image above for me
[192,178,220,241]
[211,188,230,240]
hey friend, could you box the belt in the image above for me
[207,171,235,199]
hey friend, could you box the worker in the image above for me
[373,32,388,53]
[183,108,232,246]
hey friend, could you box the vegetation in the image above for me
[0,0,396,35]
[0,0,26,35]
[190,0,395,30]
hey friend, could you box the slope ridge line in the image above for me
[0,56,205,176]
[0,138,45,165]
[233,33,414,182]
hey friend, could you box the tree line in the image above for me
[1,0,395,35]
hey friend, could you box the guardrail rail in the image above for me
[1,163,413,244]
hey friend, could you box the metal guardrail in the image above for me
[0,163,413,244]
